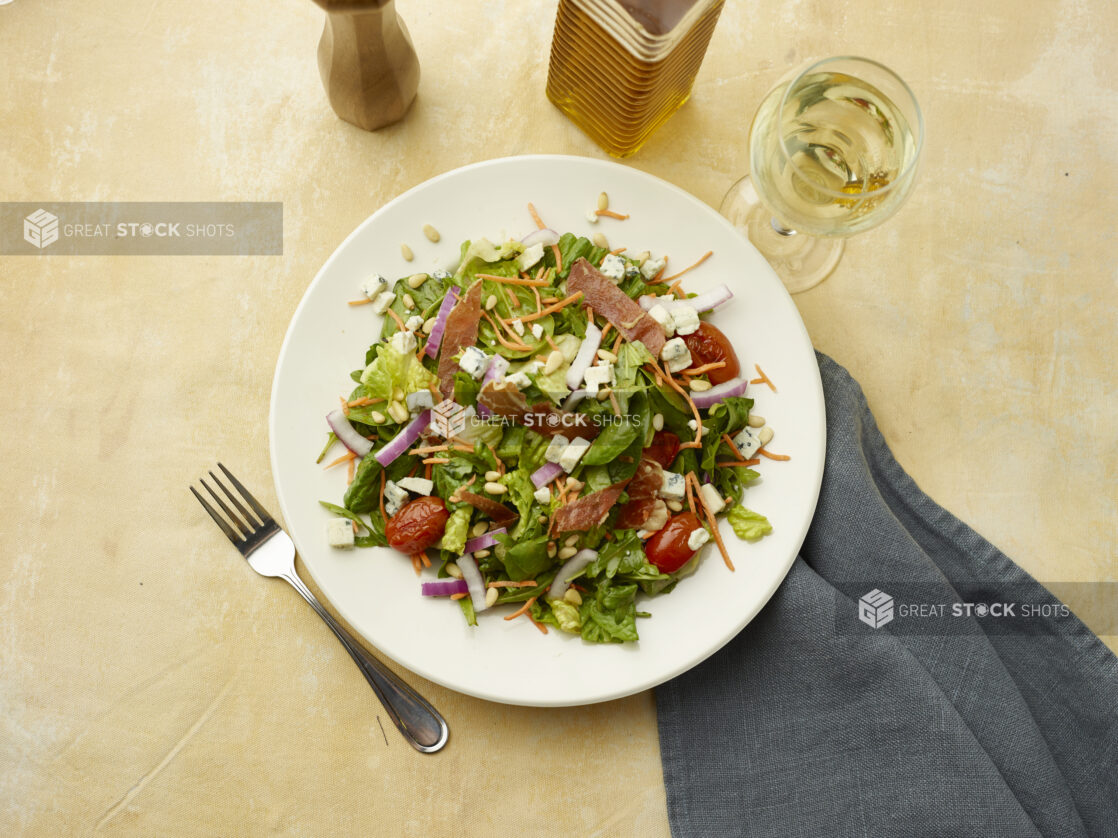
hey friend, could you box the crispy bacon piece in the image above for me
[615,458,664,529]
[455,491,519,527]
[478,380,599,440]
[437,281,483,399]
[566,258,665,357]
[550,479,630,535]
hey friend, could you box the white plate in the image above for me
[269,155,824,707]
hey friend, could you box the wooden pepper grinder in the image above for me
[311,0,420,131]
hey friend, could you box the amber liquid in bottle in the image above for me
[546,0,725,157]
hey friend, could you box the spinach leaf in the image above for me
[583,415,641,466]
[495,534,553,582]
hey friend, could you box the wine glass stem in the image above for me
[770,217,797,237]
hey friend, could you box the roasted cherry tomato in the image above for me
[386,496,449,555]
[644,512,704,573]
[644,430,681,469]
[681,322,740,384]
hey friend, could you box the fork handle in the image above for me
[280,570,449,753]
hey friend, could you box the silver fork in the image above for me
[190,463,449,753]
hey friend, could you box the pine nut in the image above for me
[596,388,610,401]
[538,514,548,523]
[666,500,684,512]
[485,294,498,311]
[401,243,414,261]
[637,250,650,264]
[597,192,609,211]
[652,413,664,431]
[422,223,440,243]
[402,293,416,311]
[445,563,463,579]
[407,272,428,289]
[423,317,437,334]
[544,349,564,374]
[485,587,499,608]
[472,521,488,536]
[547,542,557,558]
[473,549,491,559]
[484,481,507,494]
[564,534,579,547]
[759,426,774,445]
[558,546,578,560]
[393,387,405,401]
[748,414,766,428]
[564,588,582,605]
[597,349,617,362]
[388,401,409,423]
[370,411,387,424]
[484,470,501,483]
[592,232,609,250]
[689,379,713,392]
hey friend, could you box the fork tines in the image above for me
[190,463,275,549]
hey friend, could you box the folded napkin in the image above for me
[656,354,1118,838]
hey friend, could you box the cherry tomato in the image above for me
[644,431,681,469]
[644,512,704,573]
[386,496,449,555]
[681,323,740,384]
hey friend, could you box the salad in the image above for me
[317,206,785,643]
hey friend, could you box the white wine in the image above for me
[749,70,919,237]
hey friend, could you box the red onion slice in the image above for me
[531,461,563,489]
[638,284,732,313]
[373,409,431,466]
[424,285,461,359]
[326,408,373,457]
[464,527,507,553]
[689,376,749,409]
[565,322,602,391]
[521,228,560,248]
[457,553,488,613]
[548,548,597,600]
[421,579,469,597]
[483,354,510,385]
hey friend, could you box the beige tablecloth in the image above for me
[2,1,1115,835]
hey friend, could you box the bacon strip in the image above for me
[566,258,665,357]
[615,458,664,529]
[456,491,519,527]
[550,479,630,535]
[436,281,483,399]
[478,380,599,440]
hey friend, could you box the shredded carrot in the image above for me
[720,433,748,462]
[586,305,595,322]
[527,202,546,230]
[424,462,432,480]
[339,395,349,417]
[601,531,614,541]
[346,458,355,485]
[422,457,451,464]
[684,474,696,515]
[476,272,551,288]
[718,459,760,468]
[505,286,520,308]
[347,297,373,306]
[529,617,549,634]
[541,297,560,304]
[481,310,534,351]
[323,451,357,470]
[385,307,407,330]
[681,361,727,376]
[504,595,538,621]
[750,364,777,392]
[608,247,627,256]
[379,470,387,521]
[688,473,733,571]
[546,335,559,351]
[596,209,630,220]
[757,448,791,461]
[450,592,468,600]
[600,322,612,340]
[487,444,505,475]
[487,580,539,588]
[552,244,562,273]
[657,250,713,283]
[612,332,623,354]
[464,474,476,487]
[347,396,385,407]
[411,554,422,575]
[608,389,621,417]
[419,552,431,568]
[412,444,449,454]
[531,285,542,313]
[668,280,685,299]
[516,292,583,323]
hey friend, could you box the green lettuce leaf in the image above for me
[438,507,472,553]
[727,504,773,541]
[360,342,436,404]
[495,533,552,582]
[579,582,639,643]
[546,598,582,634]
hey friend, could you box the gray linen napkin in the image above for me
[656,353,1118,838]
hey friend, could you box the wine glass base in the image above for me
[719,175,844,294]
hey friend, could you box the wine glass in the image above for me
[720,56,924,294]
